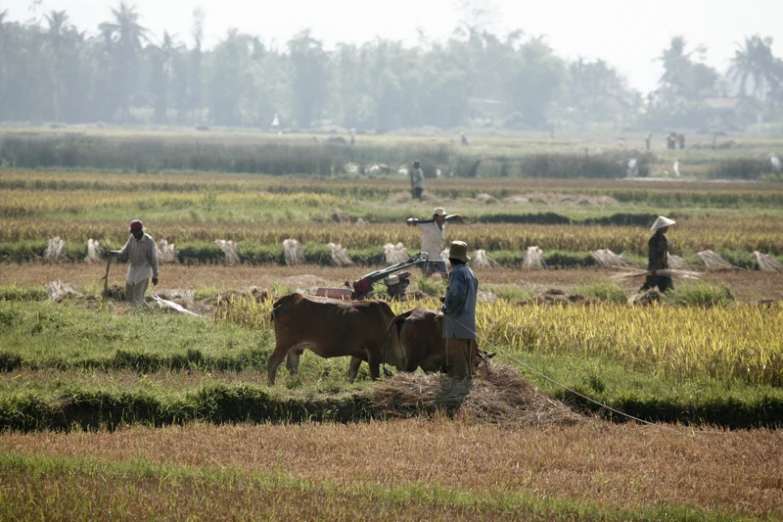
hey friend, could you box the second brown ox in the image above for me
[387,307,493,373]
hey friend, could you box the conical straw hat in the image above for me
[651,216,676,231]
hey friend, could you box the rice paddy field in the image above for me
[2,130,783,520]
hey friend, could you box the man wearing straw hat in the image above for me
[640,216,675,293]
[109,219,160,308]
[441,241,479,379]
[406,207,465,277]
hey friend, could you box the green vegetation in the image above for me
[0,300,782,429]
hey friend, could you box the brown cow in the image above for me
[268,293,396,384]
[387,307,493,374]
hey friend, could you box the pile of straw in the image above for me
[523,246,546,269]
[46,280,83,302]
[327,242,353,266]
[591,249,628,268]
[667,253,688,268]
[156,240,177,263]
[371,364,583,427]
[84,239,102,263]
[754,251,783,272]
[215,240,240,266]
[697,250,733,270]
[44,237,64,262]
[283,239,304,266]
[471,249,499,268]
[384,242,409,264]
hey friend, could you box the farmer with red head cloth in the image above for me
[110,219,159,308]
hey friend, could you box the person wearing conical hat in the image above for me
[641,216,675,293]
[406,207,465,277]
[109,219,160,308]
[440,241,479,379]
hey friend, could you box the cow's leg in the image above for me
[348,356,362,383]
[286,349,302,374]
[267,345,290,385]
[367,348,381,381]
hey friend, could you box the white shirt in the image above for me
[419,221,445,261]
[118,233,160,284]
[413,168,425,189]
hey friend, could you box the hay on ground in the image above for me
[44,237,64,262]
[156,240,177,263]
[205,286,268,305]
[215,240,240,266]
[591,249,628,268]
[523,246,546,269]
[46,280,83,302]
[354,218,368,227]
[384,242,409,264]
[104,284,126,301]
[503,195,530,205]
[283,239,304,266]
[754,251,783,272]
[610,268,700,282]
[517,289,599,307]
[371,363,583,427]
[327,242,353,267]
[629,288,665,306]
[471,249,499,268]
[697,250,734,270]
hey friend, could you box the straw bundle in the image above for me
[85,239,102,263]
[471,249,499,268]
[46,280,83,302]
[371,364,583,427]
[591,249,628,268]
[44,237,64,262]
[697,250,734,270]
[215,239,240,266]
[523,246,546,269]
[610,268,701,282]
[283,239,304,266]
[753,251,783,272]
[327,242,353,267]
[156,240,177,263]
[384,242,409,264]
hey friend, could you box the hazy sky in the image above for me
[5,0,783,93]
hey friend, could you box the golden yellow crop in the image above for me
[216,295,783,386]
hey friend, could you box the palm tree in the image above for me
[99,2,148,121]
[729,35,783,100]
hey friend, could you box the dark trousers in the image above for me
[412,187,423,200]
[641,275,674,293]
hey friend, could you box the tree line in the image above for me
[1,3,782,131]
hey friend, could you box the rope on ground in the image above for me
[452,317,694,435]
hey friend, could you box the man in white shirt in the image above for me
[410,160,425,200]
[110,219,160,308]
[406,207,465,276]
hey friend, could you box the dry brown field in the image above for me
[2,421,782,519]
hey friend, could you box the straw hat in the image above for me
[650,216,676,231]
[448,241,470,263]
[433,207,447,217]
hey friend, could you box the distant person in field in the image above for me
[441,241,479,379]
[109,219,159,308]
[410,160,425,200]
[640,216,675,294]
[460,133,470,146]
[350,128,356,146]
[406,207,465,277]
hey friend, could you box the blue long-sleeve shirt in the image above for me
[441,263,478,339]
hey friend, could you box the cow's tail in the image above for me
[384,309,412,371]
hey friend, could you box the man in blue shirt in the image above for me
[441,241,479,379]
